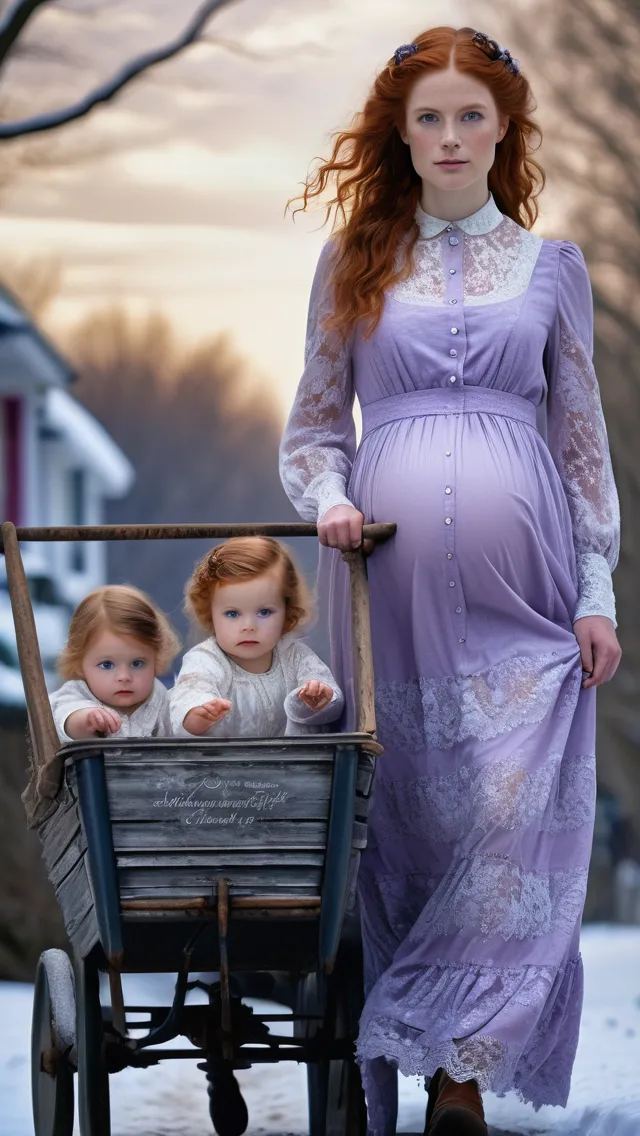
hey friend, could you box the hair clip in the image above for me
[471,31,520,74]
[393,43,419,66]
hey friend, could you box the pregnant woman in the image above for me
[279,26,621,1136]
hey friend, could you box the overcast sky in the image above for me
[0,0,551,417]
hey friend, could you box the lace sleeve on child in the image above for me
[279,240,357,522]
[545,241,620,625]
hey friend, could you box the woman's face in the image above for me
[400,65,508,199]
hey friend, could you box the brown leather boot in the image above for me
[425,1069,488,1135]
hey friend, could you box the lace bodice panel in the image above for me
[545,242,619,623]
[392,212,543,308]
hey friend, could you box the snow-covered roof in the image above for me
[0,284,74,389]
[44,387,134,497]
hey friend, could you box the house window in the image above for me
[69,467,86,572]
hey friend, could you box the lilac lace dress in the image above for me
[279,195,619,1135]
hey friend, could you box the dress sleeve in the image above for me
[279,240,357,521]
[283,639,344,725]
[545,241,620,625]
[169,645,228,737]
[49,681,100,743]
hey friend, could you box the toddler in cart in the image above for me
[50,585,180,742]
[170,536,344,737]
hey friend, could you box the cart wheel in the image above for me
[296,973,329,1136]
[325,974,367,1136]
[201,1056,249,1136]
[297,970,367,1136]
[76,957,110,1136]
[31,949,76,1136]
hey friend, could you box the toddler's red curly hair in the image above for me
[185,536,313,636]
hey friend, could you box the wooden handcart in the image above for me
[1,519,395,1136]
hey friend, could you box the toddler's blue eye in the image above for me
[224,610,239,619]
[131,659,147,669]
[258,608,274,618]
[98,661,114,670]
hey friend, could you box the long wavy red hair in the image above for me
[292,26,544,336]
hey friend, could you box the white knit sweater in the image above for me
[50,677,172,743]
[169,633,344,738]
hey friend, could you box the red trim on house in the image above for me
[3,397,21,524]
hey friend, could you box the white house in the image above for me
[0,284,134,702]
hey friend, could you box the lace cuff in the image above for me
[574,552,616,626]
[312,473,356,522]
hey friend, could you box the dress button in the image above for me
[446,224,453,232]
[450,298,457,304]
[449,581,456,587]
[445,487,452,494]
[451,327,459,335]
[459,637,466,643]
[449,349,457,357]
[449,235,459,246]
[445,517,452,525]
[445,450,451,456]
[449,376,456,384]
[449,268,456,275]
[455,606,462,613]
[447,552,453,559]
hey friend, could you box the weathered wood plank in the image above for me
[115,850,325,869]
[38,791,84,876]
[64,902,99,959]
[111,818,328,852]
[356,759,375,798]
[351,821,368,850]
[103,745,338,765]
[55,855,95,941]
[118,864,323,896]
[47,828,87,891]
[104,762,333,823]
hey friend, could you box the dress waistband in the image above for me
[361,386,538,439]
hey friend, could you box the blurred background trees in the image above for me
[506,0,640,859]
[68,306,308,649]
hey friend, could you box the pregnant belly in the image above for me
[350,412,575,620]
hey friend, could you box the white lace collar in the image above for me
[415,194,503,239]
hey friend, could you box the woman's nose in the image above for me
[440,126,461,149]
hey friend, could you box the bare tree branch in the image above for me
[0,0,239,139]
[0,0,51,69]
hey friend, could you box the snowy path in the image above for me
[2,926,639,1136]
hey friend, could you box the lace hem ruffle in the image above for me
[356,954,583,1134]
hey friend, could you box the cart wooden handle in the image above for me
[1,520,396,772]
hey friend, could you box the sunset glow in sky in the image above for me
[0,0,554,418]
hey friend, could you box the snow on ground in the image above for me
[2,925,640,1136]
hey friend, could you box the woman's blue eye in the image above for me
[98,661,114,670]
[464,111,483,121]
[131,659,147,669]
[419,113,437,123]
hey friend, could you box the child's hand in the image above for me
[65,707,122,739]
[183,699,232,735]
[298,681,334,712]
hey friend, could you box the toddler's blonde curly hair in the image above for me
[58,585,180,679]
